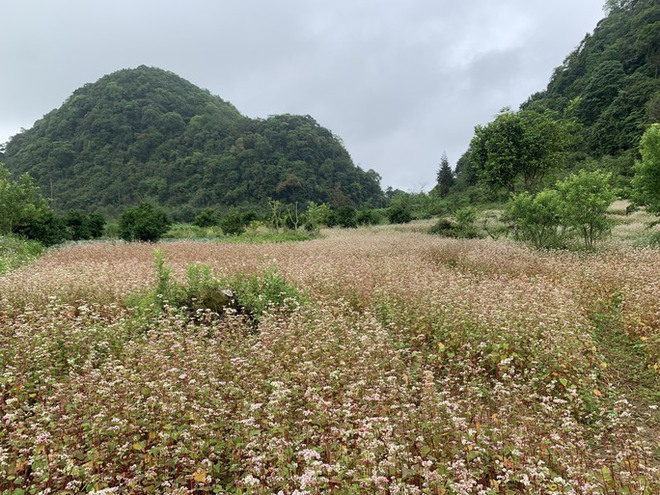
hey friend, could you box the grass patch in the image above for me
[126,250,305,327]
[162,222,319,243]
[162,223,224,239]
[219,229,319,244]
[0,235,44,275]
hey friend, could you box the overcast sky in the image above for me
[1,0,606,191]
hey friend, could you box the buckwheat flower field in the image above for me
[1,228,658,494]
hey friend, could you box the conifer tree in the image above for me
[435,152,455,197]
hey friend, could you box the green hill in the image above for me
[451,0,659,199]
[522,0,659,157]
[3,66,384,218]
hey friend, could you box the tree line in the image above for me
[0,158,423,245]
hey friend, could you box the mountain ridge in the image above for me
[4,66,385,218]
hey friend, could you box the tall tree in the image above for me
[454,150,478,189]
[632,123,660,215]
[469,109,574,194]
[0,163,50,235]
[435,152,455,197]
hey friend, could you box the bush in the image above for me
[556,170,615,249]
[506,170,615,250]
[193,208,220,228]
[336,206,358,228]
[87,213,106,238]
[120,202,171,242]
[428,208,481,239]
[454,207,480,238]
[134,251,304,325]
[428,218,456,237]
[14,209,68,246]
[387,202,413,224]
[242,211,259,225]
[304,202,332,231]
[65,210,106,240]
[229,267,303,322]
[357,209,383,226]
[104,222,121,239]
[506,190,564,249]
[219,211,246,236]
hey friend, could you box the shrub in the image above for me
[336,206,358,228]
[506,170,615,250]
[219,211,247,236]
[357,209,382,226]
[556,170,615,249]
[14,209,68,246]
[242,210,259,225]
[193,208,220,228]
[86,213,106,238]
[506,190,564,249]
[229,267,303,322]
[134,251,304,325]
[387,202,413,224]
[428,208,481,239]
[304,202,332,231]
[119,202,171,242]
[454,207,480,238]
[428,217,456,237]
[104,221,121,239]
[65,210,106,240]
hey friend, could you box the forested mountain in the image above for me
[3,66,384,217]
[452,0,658,197]
[522,0,658,156]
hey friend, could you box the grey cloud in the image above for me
[1,0,605,190]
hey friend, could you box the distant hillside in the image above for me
[449,0,659,199]
[4,66,384,217]
[522,0,659,156]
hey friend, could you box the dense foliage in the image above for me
[506,190,564,249]
[387,197,414,224]
[506,170,616,249]
[3,66,385,216]
[468,109,575,194]
[0,162,105,246]
[522,0,659,157]
[632,123,660,215]
[447,0,658,203]
[0,162,49,235]
[556,170,617,249]
[119,202,171,242]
